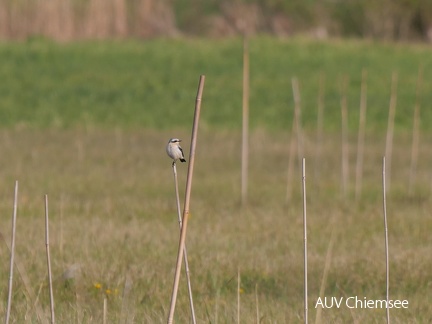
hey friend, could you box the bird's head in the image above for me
[169,138,182,144]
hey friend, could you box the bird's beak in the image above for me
[178,139,182,142]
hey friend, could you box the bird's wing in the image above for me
[179,146,185,158]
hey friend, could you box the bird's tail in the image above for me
[180,158,186,163]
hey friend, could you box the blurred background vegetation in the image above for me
[1,0,432,42]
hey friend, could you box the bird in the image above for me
[166,138,186,165]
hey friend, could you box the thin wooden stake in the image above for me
[45,195,55,324]
[237,268,241,324]
[340,76,349,197]
[167,75,205,324]
[172,162,196,324]
[286,115,297,202]
[355,69,367,201]
[59,195,64,260]
[292,77,304,166]
[255,284,260,324]
[382,157,390,324]
[409,66,422,195]
[302,159,308,324]
[385,72,398,192]
[5,180,18,324]
[103,296,107,324]
[314,73,325,189]
[241,36,250,206]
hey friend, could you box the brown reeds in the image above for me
[44,195,56,324]
[5,180,19,324]
[0,0,176,41]
[167,75,205,324]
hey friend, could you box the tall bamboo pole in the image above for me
[172,162,196,324]
[167,75,205,324]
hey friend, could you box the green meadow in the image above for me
[0,37,431,322]
[1,37,432,131]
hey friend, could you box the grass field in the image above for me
[1,37,432,131]
[0,38,432,323]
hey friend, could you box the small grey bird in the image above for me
[166,138,186,165]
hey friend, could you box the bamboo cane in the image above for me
[5,180,18,324]
[302,159,308,324]
[172,162,196,324]
[167,75,205,324]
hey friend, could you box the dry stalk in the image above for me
[120,274,133,324]
[45,195,56,324]
[167,75,205,324]
[408,66,422,195]
[241,36,250,206]
[340,75,349,197]
[5,180,19,324]
[286,106,297,202]
[355,69,367,201]
[382,157,390,324]
[237,268,241,324]
[385,72,398,192]
[302,158,308,324]
[292,77,304,166]
[172,162,196,324]
[255,283,260,324]
[315,227,336,324]
[314,72,325,191]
